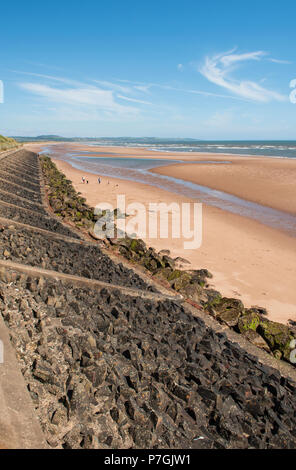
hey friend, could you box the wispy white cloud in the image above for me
[268,58,292,64]
[11,70,83,86]
[102,79,153,94]
[177,63,184,71]
[92,80,133,94]
[19,82,139,115]
[15,72,154,110]
[14,70,164,122]
[22,61,65,72]
[219,50,266,67]
[114,78,248,101]
[156,84,249,101]
[134,85,151,93]
[200,49,286,102]
[117,94,152,105]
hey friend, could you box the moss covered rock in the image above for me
[212,297,245,327]
[258,320,295,360]
[172,273,192,292]
[218,310,241,327]
[161,255,175,269]
[143,258,158,273]
[167,270,183,282]
[166,270,192,291]
[273,350,283,360]
[237,312,261,333]
[183,283,208,304]
[204,289,222,308]
[41,155,96,229]
[153,267,172,281]
[130,238,146,254]
[143,251,166,272]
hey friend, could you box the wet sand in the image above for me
[29,141,296,215]
[153,159,296,216]
[26,142,296,324]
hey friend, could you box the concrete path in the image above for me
[0,315,48,448]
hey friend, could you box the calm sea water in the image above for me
[87,139,296,159]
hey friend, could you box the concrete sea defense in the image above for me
[0,149,295,449]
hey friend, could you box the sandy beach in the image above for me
[153,158,296,216]
[26,142,296,325]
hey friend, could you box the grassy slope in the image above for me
[0,135,20,152]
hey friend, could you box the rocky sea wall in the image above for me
[0,149,295,449]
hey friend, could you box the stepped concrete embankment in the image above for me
[0,149,295,449]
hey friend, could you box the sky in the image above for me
[0,0,296,139]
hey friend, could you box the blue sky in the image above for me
[1,0,296,139]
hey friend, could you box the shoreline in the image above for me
[25,143,296,325]
[152,158,296,217]
[27,142,296,216]
[51,156,296,326]
[26,139,296,160]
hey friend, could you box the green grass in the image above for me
[0,135,19,152]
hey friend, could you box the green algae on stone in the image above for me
[218,309,242,327]
[161,255,175,269]
[167,270,183,282]
[238,312,261,333]
[41,155,97,230]
[204,290,222,309]
[171,273,192,292]
[273,350,283,360]
[258,320,295,360]
[130,238,146,254]
[211,297,245,327]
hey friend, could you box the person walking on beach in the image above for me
[82,176,85,184]
[98,177,101,184]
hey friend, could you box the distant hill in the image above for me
[13,135,200,143]
[32,135,64,140]
[0,135,19,151]
[13,135,74,142]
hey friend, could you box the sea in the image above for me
[85,139,296,159]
